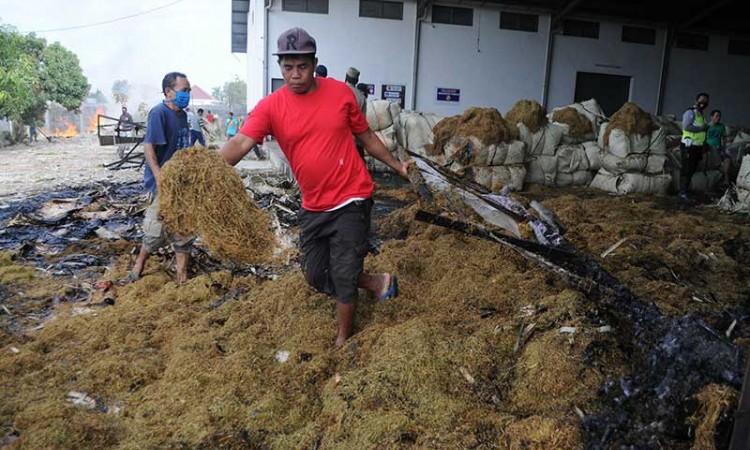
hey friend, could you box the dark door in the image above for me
[574,72,631,117]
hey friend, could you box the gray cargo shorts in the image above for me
[142,192,195,253]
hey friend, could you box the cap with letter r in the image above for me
[273,27,317,55]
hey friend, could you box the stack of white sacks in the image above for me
[365,100,402,171]
[589,121,671,195]
[441,133,527,192]
[523,99,605,187]
[393,109,443,157]
[718,156,750,213]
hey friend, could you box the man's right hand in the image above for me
[219,133,258,166]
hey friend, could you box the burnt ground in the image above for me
[0,173,748,449]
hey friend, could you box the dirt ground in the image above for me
[0,146,749,448]
[0,135,141,204]
[0,134,270,205]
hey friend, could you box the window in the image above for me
[621,25,656,45]
[360,0,403,20]
[282,0,328,14]
[432,5,473,26]
[500,12,538,32]
[231,0,249,53]
[563,19,599,39]
[675,32,708,51]
[728,39,750,56]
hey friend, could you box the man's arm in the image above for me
[355,128,408,178]
[219,133,258,166]
[143,143,161,182]
[682,109,707,132]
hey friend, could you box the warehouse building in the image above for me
[231,0,749,122]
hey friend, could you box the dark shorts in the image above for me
[298,199,373,304]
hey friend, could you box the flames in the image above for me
[53,119,78,138]
[87,107,106,132]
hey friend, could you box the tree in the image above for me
[88,88,107,104]
[112,79,131,105]
[0,25,89,125]
[212,76,247,114]
[40,43,90,111]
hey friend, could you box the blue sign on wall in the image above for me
[437,88,460,102]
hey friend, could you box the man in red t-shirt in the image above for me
[220,27,408,347]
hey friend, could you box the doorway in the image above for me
[574,72,631,117]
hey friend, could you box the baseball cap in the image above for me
[315,64,328,77]
[273,27,317,55]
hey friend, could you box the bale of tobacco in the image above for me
[158,147,277,264]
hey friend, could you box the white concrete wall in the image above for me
[259,0,418,108]
[242,1,750,125]
[663,35,750,125]
[547,20,666,114]
[415,5,550,117]
[246,0,269,110]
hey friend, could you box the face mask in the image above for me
[171,90,191,109]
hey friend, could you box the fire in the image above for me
[53,119,79,138]
[87,107,106,132]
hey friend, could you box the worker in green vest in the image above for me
[679,92,710,201]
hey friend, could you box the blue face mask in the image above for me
[171,90,191,109]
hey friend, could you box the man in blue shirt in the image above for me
[226,112,240,139]
[127,71,193,284]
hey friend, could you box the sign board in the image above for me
[437,87,460,102]
[381,84,406,109]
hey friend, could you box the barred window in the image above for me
[500,12,538,32]
[432,5,473,26]
[622,25,656,45]
[728,39,750,56]
[360,0,403,20]
[563,19,599,39]
[282,0,328,14]
[675,32,709,51]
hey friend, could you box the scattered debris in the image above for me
[600,237,628,258]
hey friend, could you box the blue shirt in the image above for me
[143,102,190,193]
[226,117,239,136]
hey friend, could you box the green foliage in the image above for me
[40,43,90,111]
[0,25,89,123]
[88,89,107,104]
[212,76,247,114]
[112,79,130,105]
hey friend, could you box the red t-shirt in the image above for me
[240,77,373,212]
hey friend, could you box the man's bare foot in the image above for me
[175,252,189,285]
[359,272,391,299]
[335,302,356,347]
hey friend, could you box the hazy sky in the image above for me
[1,0,247,109]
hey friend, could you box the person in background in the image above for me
[28,122,38,142]
[188,107,206,146]
[220,27,407,347]
[678,92,710,201]
[118,106,134,137]
[226,112,240,139]
[315,64,328,78]
[706,109,730,186]
[206,110,215,124]
[356,83,369,100]
[345,67,367,159]
[126,71,194,285]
